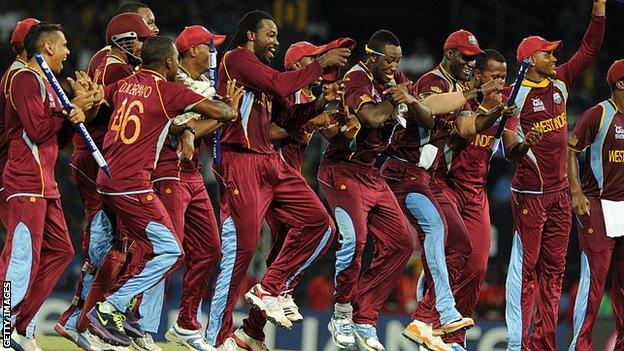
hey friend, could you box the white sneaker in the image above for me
[165,323,215,351]
[352,324,385,351]
[131,333,161,351]
[233,328,271,351]
[54,322,130,351]
[402,319,452,351]
[278,294,303,323]
[327,315,356,349]
[244,284,292,329]
[10,330,42,351]
[448,343,467,351]
[216,338,241,351]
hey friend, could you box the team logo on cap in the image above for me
[532,97,545,112]
[615,125,624,140]
[553,92,562,105]
[468,35,478,45]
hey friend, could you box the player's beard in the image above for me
[255,43,273,65]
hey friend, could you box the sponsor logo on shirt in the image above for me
[553,92,562,105]
[608,149,624,163]
[532,112,566,133]
[532,98,546,112]
[48,92,56,108]
[471,133,495,148]
[615,125,624,140]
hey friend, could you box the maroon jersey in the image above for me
[277,89,316,170]
[3,68,66,199]
[569,99,624,201]
[511,15,604,194]
[0,59,27,190]
[86,46,111,79]
[387,65,467,171]
[324,62,408,167]
[217,47,323,154]
[446,99,518,188]
[96,69,205,194]
[74,53,135,149]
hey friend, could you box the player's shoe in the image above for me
[87,301,132,346]
[278,294,303,323]
[402,319,452,351]
[217,338,242,351]
[164,323,215,351]
[55,322,129,351]
[432,318,474,336]
[244,284,292,329]
[448,343,467,351]
[233,328,271,351]
[131,332,161,351]
[123,310,144,339]
[327,314,356,349]
[10,329,42,351]
[352,324,385,351]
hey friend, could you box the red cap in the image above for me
[10,18,40,52]
[443,30,484,56]
[607,59,624,85]
[284,37,356,81]
[106,13,154,45]
[176,25,226,53]
[516,36,562,63]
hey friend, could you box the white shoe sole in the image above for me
[244,291,292,330]
[165,329,215,351]
[352,330,384,351]
[326,322,356,350]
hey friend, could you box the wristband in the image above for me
[478,105,489,113]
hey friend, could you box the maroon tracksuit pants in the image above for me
[318,160,413,325]
[206,150,334,346]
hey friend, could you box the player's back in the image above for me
[97,69,204,193]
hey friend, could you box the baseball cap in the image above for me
[516,36,562,64]
[284,37,356,81]
[176,25,226,54]
[106,13,154,45]
[444,30,484,57]
[607,59,624,84]
[10,18,40,52]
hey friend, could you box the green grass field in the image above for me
[35,335,188,351]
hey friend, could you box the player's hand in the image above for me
[340,114,361,139]
[320,79,347,105]
[481,78,504,96]
[64,104,86,125]
[71,92,100,112]
[310,109,339,130]
[316,48,351,68]
[572,191,590,216]
[384,82,416,105]
[523,128,543,147]
[68,71,93,95]
[177,129,195,162]
[224,79,245,109]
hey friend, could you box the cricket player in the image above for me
[567,59,624,351]
[0,18,40,228]
[505,1,606,349]
[142,25,226,351]
[85,36,239,347]
[0,22,99,350]
[241,38,354,347]
[55,12,156,351]
[432,48,542,346]
[383,29,498,350]
[318,29,415,351]
[86,1,158,79]
[205,10,349,350]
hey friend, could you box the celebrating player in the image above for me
[0,22,100,350]
[567,59,624,350]
[85,36,239,347]
[504,1,606,349]
[205,10,349,350]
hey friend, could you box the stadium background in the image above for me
[0,0,622,350]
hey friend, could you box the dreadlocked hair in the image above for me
[227,10,274,51]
